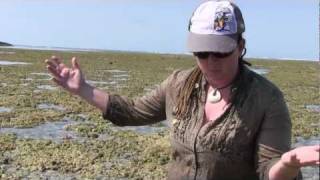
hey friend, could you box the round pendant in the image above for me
[208,89,221,103]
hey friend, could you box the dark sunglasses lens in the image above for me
[194,51,234,59]
[194,52,210,59]
[212,51,233,58]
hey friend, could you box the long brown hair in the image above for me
[175,35,250,120]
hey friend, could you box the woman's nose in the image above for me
[207,54,220,63]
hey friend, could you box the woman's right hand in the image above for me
[280,145,320,168]
[45,56,85,95]
[46,56,108,112]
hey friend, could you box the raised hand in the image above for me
[281,145,320,168]
[45,56,85,95]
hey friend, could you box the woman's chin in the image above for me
[206,72,224,80]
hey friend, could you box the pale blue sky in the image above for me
[0,0,318,60]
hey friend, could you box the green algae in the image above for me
[0,48,319,178]
[0,131,170,179]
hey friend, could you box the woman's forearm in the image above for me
[268,159,300,180]
[77,82,109,113]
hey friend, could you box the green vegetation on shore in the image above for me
[0,48,319,179]
[0,42,12,46]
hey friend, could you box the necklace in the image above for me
[208,82,233,103]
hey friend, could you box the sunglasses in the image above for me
[193,51,234,59]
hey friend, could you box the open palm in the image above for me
[46,56,84,95]
[281,145,320,168]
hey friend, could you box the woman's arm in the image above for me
[254,88,319,180]
[46,56,109,113]
[269,145,320,180]
[76,82,109,113]
[254,88,301,180]
[46,56,170,126]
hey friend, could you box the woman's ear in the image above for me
[238,39,245,53]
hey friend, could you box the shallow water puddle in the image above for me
[293,136,320,180]
[20,83,29,87]
[36,85,58,91]
[0,117,81,143]
[106,69,129,82]
[20,72,51,83]
[305,105,320,112]
[250,67,270,75]
[293,136,320,147]
[0,60,30,65]
[144,85,158,93]
[12,170,80,180]
[113,78,128,81]
[87,80,115,85]
[30,72,51,80]
[37,103,65,111]
[112,74,129,78]
[0,51,16,55]
[30,72,51,76]
[87,69,129,90]
[111,75,129,81]
[0,107,13,113]
[104,69,128,73]
[1,82,8,87]
[21,72,51,82]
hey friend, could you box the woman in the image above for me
[46,1,319,179]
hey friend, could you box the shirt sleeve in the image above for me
[255,90,302,180]
[102,71,176,126]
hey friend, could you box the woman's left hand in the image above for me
[281,145,320,168]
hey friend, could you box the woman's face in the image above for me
[195,40,244,85]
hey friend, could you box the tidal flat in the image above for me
[0,48,319,179]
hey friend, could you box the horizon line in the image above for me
[1,44,318,62]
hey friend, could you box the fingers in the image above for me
[45,56,64,81]
[45,56,79,88]
[71,57,80,69]
[45,59,59,72]
[293,145,320,167]
[51,55,61,65]
[47,65,63,81]
[289,152,298,162]
[46,56,67,70]
[45,56,61,72]
[48,56,61,68]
